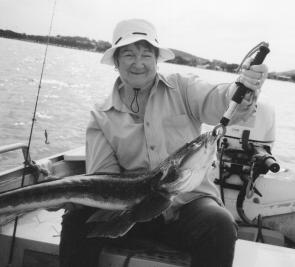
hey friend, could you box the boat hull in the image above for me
[221,169,295,242]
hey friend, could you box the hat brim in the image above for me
[100,35,175,66]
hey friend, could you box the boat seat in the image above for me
[98,238,191,267]
[63,146,85,161]
[99,238,295,267]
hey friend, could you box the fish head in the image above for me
[159,131,220,194]
[178,131,218,170]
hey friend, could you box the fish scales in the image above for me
[0,173,161,213]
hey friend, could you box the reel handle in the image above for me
[253,146,280,173]
[264,157,280,173]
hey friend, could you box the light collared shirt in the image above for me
[85,72,256,219]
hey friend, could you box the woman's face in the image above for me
[116,41,157,90]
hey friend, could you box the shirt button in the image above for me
[150,145,155,150]
[146,121,150,127]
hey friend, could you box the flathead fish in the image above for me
[0,131,219,238]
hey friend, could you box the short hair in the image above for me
[113,40,159,66]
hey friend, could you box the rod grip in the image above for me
[232,44,270,104]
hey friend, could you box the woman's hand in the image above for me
[228,59,268,124]
[237,58,268,96]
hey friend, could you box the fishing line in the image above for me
[6,0,57,265]
[235,42,266,73]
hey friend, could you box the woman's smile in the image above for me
[116,42,157,90]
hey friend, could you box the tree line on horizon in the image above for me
[0,29,294,82]
[0,29,111,52]
[0,29,238,72]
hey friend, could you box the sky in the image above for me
[0,0,294,72]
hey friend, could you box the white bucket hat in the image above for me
[100,19,175,65]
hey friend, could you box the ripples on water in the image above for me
[0,38,295,173]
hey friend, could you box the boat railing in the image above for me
[0,142,31,163]
[0,143,35,192]
[0,143,86,193]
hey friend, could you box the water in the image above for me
[1,38,295,172]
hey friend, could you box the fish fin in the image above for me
[131,192,171,222]
[86,209,127,223]
[86,210,135,238]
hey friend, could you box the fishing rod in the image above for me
[213,42,270,137]
[6,0,58,266]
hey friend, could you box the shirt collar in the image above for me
[156,73,175,89]
[98,73,174,112]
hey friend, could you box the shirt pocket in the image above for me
[163,114,195,154]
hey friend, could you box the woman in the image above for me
[60,19,268,267]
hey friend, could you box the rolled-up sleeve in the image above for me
[85,109,120,174]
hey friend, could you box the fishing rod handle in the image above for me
[232,44,270,104]
[218,43,270,128]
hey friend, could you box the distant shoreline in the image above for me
[0,36,100,53]
[1,29,294,83]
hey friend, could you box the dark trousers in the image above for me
[59,197,237,267]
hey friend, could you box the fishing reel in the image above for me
[218,134,279,180]
[216,131,280,225]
